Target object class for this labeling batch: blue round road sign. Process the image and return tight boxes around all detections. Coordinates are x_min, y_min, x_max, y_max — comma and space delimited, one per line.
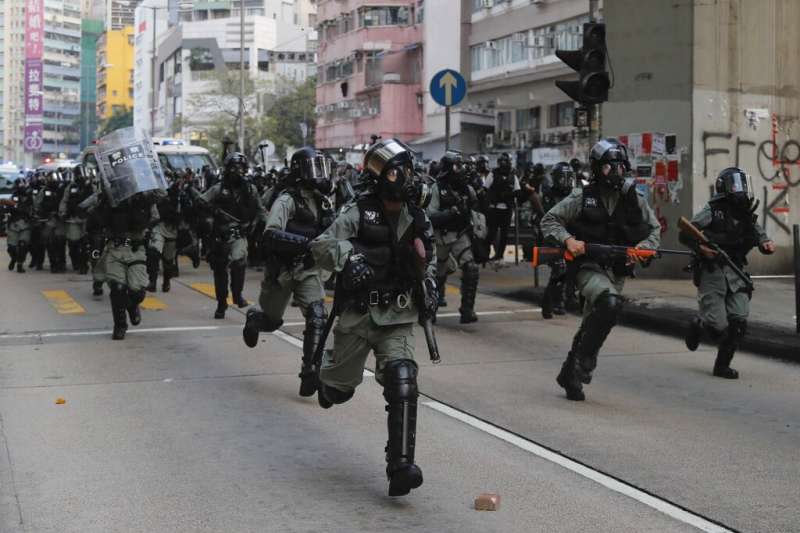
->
430, 69, 467, 107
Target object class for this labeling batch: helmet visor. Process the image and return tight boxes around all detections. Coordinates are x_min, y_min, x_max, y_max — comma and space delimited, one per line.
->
308, 154, 331, 182
725, 170, 752, 196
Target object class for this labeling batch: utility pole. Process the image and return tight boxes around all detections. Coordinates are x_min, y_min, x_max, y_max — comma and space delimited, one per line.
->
238, 0, 245, 153
151, 7, 157, 137
589, 0, 601, 141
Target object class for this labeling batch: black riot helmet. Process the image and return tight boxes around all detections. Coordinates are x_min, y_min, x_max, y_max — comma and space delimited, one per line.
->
589, 138, 631, 190
550, 161, 576, 196
290, 146, 332, 194
223, 152, 249, 186
496, 152, 512, 174
439, 150, 464, 178
713, 167, 756, 217
71, 164, 87, 185
476, 155, 490, 174
363, 138, 415, 202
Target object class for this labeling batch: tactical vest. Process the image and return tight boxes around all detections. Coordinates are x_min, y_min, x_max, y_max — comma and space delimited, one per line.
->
40, 186, 61, 214
284, 189, 333, 240
488, 171, 514, 205
436, 180, 471, 232
567, 185, 650, 246
353, 195, 416, 294
214, 184, 257, 224
158, 187, 182, 226
66, 185, 91, 218
704, 204, 759, 265
109, 196, 153, 236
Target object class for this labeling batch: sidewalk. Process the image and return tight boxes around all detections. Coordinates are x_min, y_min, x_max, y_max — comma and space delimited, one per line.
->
476, 255, 800, 362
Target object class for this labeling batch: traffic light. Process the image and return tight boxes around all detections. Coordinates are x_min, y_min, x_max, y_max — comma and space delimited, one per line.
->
555, 23, 610, 105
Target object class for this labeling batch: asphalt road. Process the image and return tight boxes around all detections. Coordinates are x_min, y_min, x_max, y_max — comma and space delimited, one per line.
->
0, 255, 798, 533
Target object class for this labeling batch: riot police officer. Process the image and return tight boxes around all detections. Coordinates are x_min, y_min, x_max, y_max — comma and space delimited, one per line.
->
200, 152, 266, 319
310, 138, 438, 497
37, 170, 69, 272
242, 147, 334, 397
540, 139, 661, 401
147, 172, 188, 292
59, 165, 93, 274
484, 153, 521, 262
681, 167, 774, 379
541, 162, 576, 318
27, 171, 46, 270
4, 179, 33, 273
426, 151, 481, 323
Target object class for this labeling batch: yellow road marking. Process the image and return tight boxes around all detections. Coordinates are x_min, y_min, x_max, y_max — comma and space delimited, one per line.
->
446, 285, 461, 296
42, 290, 86, 315
189, 282, 233, 305
141, 296, 168, 311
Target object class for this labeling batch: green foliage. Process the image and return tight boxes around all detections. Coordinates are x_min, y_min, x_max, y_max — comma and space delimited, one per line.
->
97, 107, 133, 137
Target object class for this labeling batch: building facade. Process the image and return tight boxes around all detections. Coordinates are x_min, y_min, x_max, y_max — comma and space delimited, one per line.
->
96, 25, 134, 119
314, 0, 425, 151
135, 0, 317, 143
1, 0, 26, 163
79, 18, 103, 148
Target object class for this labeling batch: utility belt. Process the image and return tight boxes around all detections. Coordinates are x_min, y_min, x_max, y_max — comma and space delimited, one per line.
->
351, 287, 412, 314
109, 237, 145, 251
214, 225, 242, 241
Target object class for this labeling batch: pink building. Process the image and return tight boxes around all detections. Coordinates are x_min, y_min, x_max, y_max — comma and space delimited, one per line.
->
315, 1, 425, 150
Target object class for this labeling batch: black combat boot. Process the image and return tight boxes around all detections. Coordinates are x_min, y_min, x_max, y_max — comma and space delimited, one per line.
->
713, 319, 745, 379
556, 350, 585, 401
92, 281, 104, 297
299, 301, 326, 397
109, 285, 129, 340
317, 373, 354, 410
213, 268, 229, 319
383, 359, 423, 496
127, 289, 145, 326
161, 259, 174, 292
68, 242, 81, 272
459, 263, 479, 324
436, 275, 448, 307
685, 316, 703, 351
15, 243, 27, 273
242, 308, 283, 348
8, 246, 16, 271
146, 250, 159, 292
230, 263, 248, 308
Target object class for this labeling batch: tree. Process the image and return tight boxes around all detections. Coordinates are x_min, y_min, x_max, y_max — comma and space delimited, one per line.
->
185, 72, 317, 163
97, 107, 133, 137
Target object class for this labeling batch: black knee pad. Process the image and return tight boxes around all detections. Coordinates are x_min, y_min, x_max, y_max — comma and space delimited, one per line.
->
462, 262, 479, 280
108, 282, 128, 307
128, 289, 146, 306
592, 292, 624, 323
728, 318, 747, 339
382, 359, 419, 404
305, 300, 327, 328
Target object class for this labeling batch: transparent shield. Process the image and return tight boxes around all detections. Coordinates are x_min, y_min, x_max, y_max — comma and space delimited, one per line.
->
96, 127, 167, 206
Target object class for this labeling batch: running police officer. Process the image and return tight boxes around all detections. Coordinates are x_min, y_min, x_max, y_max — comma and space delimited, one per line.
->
59, 164, 93, 274
541, 139, 661, 401
681, 167, 774, 379
36, 170, 68, 272
310, 138, 438, 497
200, 152, 266, 319
426, 151, 482, 323
242, 147, 334, 397
4, 178, 33, 273
540, 161, 577, 318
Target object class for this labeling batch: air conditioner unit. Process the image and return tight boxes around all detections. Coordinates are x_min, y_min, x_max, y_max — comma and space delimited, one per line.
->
367, 107, 378, 115
481, 0, 493, 9
485, 133, 495, 149
485, 40, 498, 50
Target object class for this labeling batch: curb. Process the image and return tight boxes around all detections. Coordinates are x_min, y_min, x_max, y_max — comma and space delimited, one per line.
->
490, 286, 800, 364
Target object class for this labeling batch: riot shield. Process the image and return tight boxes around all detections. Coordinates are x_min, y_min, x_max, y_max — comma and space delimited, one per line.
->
96, 127, 167, 206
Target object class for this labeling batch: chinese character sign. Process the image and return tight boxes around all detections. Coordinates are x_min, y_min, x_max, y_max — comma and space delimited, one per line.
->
24, 0, 44, 153
25, 0, 44, 59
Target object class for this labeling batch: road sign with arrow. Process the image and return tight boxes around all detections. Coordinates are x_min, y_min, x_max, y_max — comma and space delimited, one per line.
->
430, 69, 466, 107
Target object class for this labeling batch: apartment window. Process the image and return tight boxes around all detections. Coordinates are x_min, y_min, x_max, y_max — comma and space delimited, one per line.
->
548, 102, 573, 128
189, 47, 214, 71
515, 107, 540, 130
358, 6, 409, 27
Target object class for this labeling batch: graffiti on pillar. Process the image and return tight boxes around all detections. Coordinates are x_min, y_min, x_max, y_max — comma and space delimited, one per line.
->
619, 132, 681, 235
702, 114, 797, 234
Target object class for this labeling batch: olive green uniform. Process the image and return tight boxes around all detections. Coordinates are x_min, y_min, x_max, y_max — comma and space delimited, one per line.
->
540, 188, 661, 310
688, 205, 767, 331
310, 201, 436, 392
258, 189, 327, 322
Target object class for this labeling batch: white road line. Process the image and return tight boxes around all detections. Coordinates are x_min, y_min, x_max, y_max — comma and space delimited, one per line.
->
0, 325, 239, 340
422, 401, 733, 533
437, 308, 540, 318
269, 327, 732, 533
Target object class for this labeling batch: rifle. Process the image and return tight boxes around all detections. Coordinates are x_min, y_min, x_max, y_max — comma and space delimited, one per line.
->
411, 237, 441, 364
531, 243, 693, 267
677, 216, 754, 291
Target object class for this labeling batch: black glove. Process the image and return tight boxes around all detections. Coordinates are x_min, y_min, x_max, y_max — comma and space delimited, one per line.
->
341, 253, 374, 291
420, 277, 439, 320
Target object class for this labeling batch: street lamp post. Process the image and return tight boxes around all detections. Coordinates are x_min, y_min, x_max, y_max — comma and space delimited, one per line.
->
239, 0, 245, 153
137, 4, 168, 137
